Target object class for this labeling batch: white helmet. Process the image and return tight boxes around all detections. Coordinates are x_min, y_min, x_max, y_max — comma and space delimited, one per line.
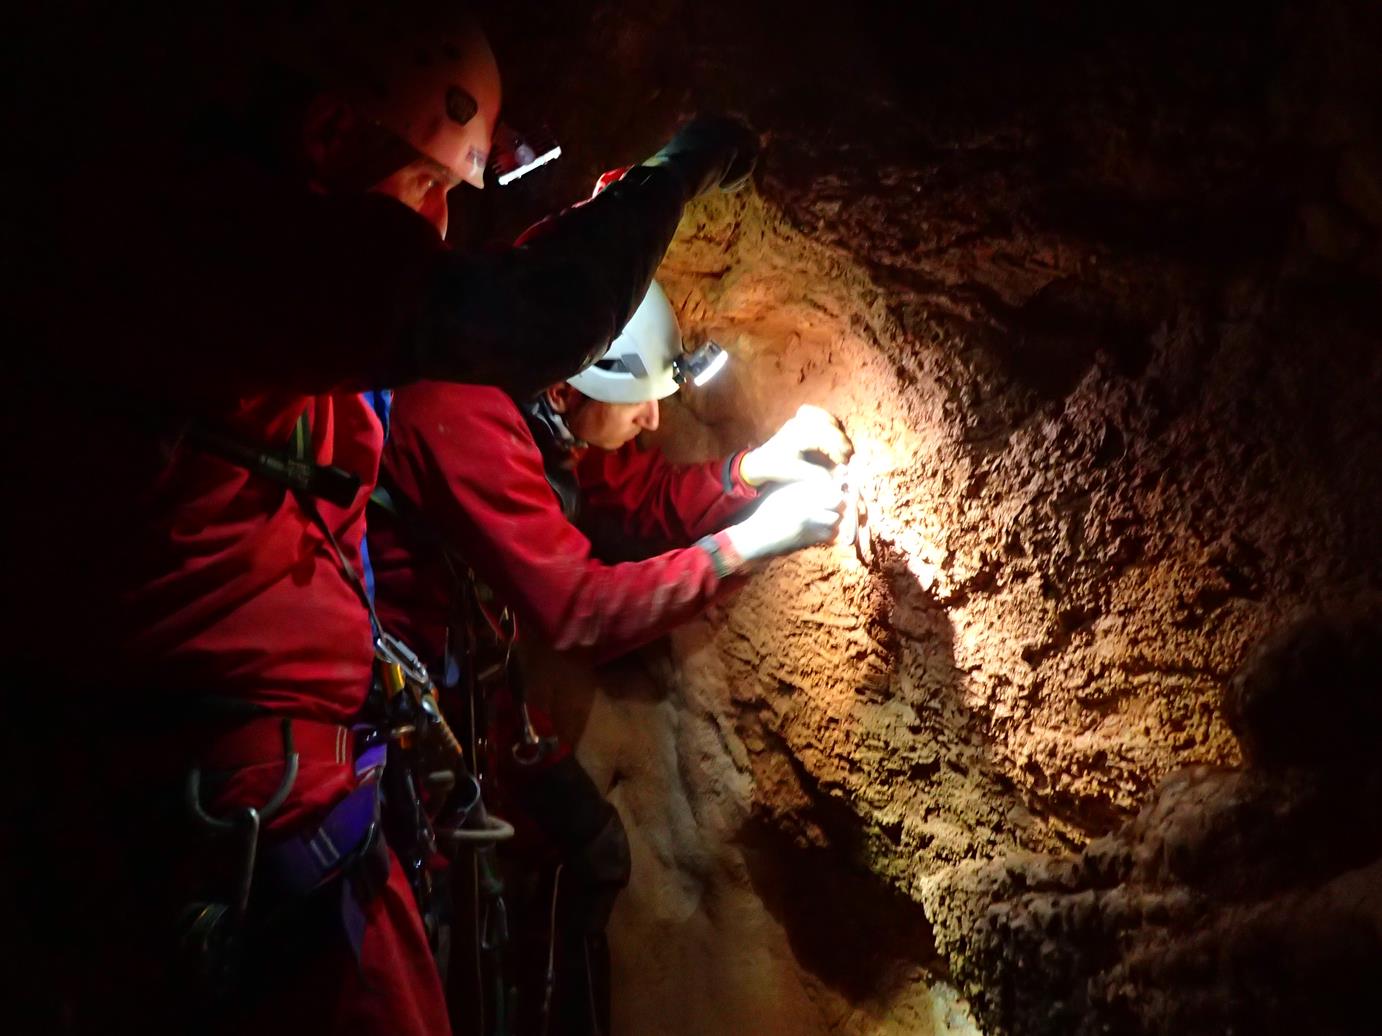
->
569, 282, 730, 404
568, 282, 683, 403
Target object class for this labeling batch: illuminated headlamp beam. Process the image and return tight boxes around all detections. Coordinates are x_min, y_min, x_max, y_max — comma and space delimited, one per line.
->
691, 346, 729, 386
672, 341, 729, 387
496, 144, 562, 186
489, 122, 562, 187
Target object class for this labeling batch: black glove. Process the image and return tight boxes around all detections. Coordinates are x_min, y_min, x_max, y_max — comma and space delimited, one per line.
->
641, 114, 761, 200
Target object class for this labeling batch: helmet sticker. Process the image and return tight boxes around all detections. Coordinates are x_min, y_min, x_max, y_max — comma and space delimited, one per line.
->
618, 353, 650, 378
445, 85, 478, 125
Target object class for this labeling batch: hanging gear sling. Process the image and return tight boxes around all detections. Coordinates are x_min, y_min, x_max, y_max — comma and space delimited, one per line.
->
514, 398, 628, 1036
369, 478, 563, 1036
370, 397, 626, 1036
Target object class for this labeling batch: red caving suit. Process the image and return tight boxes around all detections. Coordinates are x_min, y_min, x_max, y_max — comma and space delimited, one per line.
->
6, 33, 695, 1031
368, 381, 760, 1032
369, 382, 759, 674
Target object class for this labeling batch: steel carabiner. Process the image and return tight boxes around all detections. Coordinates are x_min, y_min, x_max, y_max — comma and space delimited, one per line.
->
185, 717, 300, 834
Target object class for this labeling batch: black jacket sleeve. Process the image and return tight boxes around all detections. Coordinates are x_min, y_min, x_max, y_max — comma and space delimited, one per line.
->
34, 157, 687, 409
413, 165, 687, 397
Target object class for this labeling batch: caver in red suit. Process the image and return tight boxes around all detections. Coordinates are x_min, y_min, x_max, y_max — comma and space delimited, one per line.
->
3, 7, 759, 1033
370, 382, 759, 672
368, 383, 761, 1036
368, 278, 852, 1035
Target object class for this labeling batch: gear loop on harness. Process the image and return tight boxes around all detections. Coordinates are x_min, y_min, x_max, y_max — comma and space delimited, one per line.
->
184, 716, 299, 834
436, 772, 516, 851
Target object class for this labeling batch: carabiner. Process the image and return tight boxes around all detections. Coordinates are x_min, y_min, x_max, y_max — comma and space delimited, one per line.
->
375, 631, 432, 688
510, 701, 560, 768
185, 718, 299, 834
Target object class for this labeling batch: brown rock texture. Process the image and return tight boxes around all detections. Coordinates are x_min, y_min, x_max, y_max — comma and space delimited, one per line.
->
923, 606, 1382, 1036
486, 1, 1382, 1032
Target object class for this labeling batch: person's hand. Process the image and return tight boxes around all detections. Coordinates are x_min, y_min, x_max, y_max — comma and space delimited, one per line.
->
724, 480, 845, 562
739, 405, 853, 487
642, 115, 760, 200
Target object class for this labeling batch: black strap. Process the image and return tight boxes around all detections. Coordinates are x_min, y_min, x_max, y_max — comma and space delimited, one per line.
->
208, 408, 380, 638
295, 484, 382, 640
184, 413, 362, 509
208, 408, 378, 639
517, 397, 583, 523
131, 404, 376, 633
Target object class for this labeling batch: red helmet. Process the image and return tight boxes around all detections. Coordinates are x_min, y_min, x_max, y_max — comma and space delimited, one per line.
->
272, 5, 501, 189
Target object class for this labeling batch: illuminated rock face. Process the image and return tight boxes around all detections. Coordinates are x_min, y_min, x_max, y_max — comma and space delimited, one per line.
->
492, 2, 1382, 1033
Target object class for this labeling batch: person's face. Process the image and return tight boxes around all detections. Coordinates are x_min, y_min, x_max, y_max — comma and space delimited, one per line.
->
370, 154, 462, 239
549, 385, 660, 450
299, 95, 469, 241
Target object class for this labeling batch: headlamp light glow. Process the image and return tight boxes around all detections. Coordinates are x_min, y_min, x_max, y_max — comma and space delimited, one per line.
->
489, 123, 562, 186
672, 341, 729, 387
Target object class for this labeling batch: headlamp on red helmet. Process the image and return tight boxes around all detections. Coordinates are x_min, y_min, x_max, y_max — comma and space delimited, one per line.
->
488, 123, 562, 186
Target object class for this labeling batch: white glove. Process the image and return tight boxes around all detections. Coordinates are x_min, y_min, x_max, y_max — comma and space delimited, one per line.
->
739, 405, 853, 487
724, 480, 846, 562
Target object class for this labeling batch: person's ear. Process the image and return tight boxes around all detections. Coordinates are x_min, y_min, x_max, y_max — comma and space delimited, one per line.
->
545, 383, 578, 414
300, 94, 359, 185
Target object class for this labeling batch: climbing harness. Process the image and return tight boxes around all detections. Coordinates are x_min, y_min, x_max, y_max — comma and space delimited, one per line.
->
370, 481, 558, 771
167, 405, 509, 1008
177, 713, 392, 1002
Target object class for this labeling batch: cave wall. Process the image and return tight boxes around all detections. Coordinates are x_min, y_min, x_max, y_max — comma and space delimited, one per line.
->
483, 2, 1382, 1033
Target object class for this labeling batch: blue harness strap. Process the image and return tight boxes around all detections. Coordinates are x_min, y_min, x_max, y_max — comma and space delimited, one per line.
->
258, 738, 391, 961
360, 389, 393, 602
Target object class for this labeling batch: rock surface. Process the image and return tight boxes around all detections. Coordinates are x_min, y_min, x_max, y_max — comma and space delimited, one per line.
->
923, 606, 1382, 1036
487, 1, 1382, 1032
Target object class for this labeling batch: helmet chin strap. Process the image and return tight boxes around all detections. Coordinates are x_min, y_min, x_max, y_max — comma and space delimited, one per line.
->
550, 407, 585, 450
528, 393, 585, 451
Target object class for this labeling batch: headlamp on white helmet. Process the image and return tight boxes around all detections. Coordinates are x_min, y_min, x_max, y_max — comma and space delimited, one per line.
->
673, 341, 728, 387
567, 282, 731, 404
